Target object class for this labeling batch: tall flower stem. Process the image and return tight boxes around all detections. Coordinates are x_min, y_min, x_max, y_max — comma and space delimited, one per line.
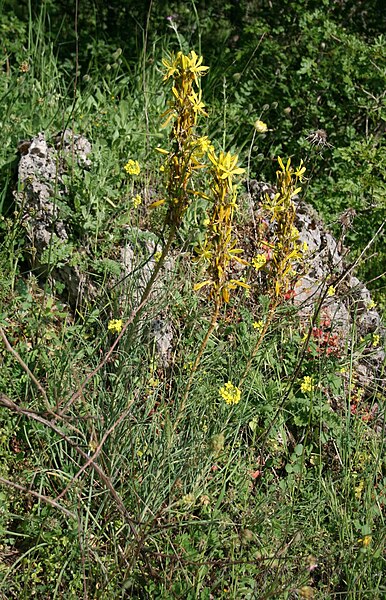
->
174, 299, 220, 431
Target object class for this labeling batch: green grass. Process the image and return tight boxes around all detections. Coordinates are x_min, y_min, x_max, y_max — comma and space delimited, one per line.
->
0, 3, 385, 598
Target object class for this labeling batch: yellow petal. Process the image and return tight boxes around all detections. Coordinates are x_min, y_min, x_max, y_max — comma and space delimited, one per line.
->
149, 199, 166, 208
194, 280, 213, 291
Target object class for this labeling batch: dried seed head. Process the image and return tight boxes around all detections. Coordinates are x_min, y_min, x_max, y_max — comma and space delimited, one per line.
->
306, 129, 333, 148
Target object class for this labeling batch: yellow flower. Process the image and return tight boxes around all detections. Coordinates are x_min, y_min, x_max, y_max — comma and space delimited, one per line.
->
359, 535, 372, 547
193, 136, 214, 156
294, 159, 306, 181
132, 194, 142, 208
181, 493, 195, 507
372, 334, 380, 347
300, 375, 314, 394
208, 150, 245, 187
108, 319, 124, 334
252, 254, 267, 270
253, 320, 264, 330
254, 119, 268, 133
188, 88, 207, 116
366, 299, 376, 310
153, 251, 162, 263
124, 159, 141, 175
162, 50, 208, 84
219, 381, 241, 405
327, 285, 335, 297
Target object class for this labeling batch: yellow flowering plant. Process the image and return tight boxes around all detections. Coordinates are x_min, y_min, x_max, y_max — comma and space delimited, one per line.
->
261, 157, 307, 299
158, 50, 210, 227
194, 149, 248, 305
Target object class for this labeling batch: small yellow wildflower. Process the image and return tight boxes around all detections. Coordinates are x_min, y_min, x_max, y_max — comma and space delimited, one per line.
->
253, 320, 264, 330
132, 194, 142, 208
252, 254, 267, 270
153, 251, 162, 263
203, 217, 210, 226
219, 381, 241, 405
372, 334, 380, 347
124, 159, 141, 175
327, 285, 335, 297
148, 377, 160, 388
366, 299, 376, 310
359, 535, 372, 547
108, 319, 124, 334
302, 240, 309, 253
254, 120, 268, 133
300, 375, 314, 394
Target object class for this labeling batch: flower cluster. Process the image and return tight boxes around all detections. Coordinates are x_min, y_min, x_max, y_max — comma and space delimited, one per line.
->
108, 319, 124, 334
300, 375, 314, 394
132, 194, 142, 208
124, 159, 141, 175
219, 381, 241, 405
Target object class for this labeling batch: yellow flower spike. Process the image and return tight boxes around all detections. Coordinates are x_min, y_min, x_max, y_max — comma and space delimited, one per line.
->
132, 194, 142, 208
372, 334, 380, 347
